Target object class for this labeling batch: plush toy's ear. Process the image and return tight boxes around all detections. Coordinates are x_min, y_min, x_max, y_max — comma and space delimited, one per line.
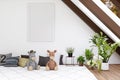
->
54, 50, 57, 53
47, 50, 50, 53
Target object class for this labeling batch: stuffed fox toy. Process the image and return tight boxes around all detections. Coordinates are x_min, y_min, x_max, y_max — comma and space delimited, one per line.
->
46, 50, 58, 70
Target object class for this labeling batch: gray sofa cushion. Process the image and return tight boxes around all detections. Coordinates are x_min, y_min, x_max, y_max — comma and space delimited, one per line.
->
0, 53, 12, 63
3, 56, 19, 67
38, 56, 50, 66
5, 57, 19, 65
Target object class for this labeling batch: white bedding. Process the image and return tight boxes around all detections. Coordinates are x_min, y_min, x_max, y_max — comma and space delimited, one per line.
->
0, 65, 97, 80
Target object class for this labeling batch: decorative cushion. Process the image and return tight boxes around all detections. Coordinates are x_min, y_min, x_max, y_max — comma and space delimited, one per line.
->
3, 56, 19, 67
0, 53, 12, 63
38, 56, 50, 66
5, 56, 19, 65
18, 58, 29, 67
21, 55, 29, 58
59, 55, 64, 65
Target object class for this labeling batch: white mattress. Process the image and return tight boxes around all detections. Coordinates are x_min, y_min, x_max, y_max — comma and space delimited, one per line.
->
0, 65, 97, 80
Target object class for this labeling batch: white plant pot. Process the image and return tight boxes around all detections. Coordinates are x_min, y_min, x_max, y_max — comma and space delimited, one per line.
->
101, 63, 109, 70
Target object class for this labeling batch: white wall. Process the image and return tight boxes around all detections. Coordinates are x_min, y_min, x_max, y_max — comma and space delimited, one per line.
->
0, 0, 119, 64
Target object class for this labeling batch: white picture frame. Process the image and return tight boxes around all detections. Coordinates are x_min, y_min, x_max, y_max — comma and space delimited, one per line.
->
28, 3, 55, 42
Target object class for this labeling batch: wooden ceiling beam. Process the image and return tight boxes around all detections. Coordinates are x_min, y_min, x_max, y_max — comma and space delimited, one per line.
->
111, 0, 120, 9
79, 0, 120, 38
62, 0, 120, 55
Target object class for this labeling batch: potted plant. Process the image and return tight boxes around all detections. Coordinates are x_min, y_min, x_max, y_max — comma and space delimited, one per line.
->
85, 49, 94, 61
66, 47, 74, 57
85, 49, 96, 69
91, 32, 120, 70
77, 56, 85, 66
87, 59, 97, 70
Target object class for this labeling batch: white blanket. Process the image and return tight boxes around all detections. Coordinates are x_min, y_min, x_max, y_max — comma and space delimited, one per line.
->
0, 65, 97, 80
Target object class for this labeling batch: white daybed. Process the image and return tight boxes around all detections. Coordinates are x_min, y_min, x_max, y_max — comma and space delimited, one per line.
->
0, 65, 97, 80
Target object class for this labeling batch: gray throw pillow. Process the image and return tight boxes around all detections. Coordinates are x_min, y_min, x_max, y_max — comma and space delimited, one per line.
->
3, 56, 19, 67
5, 56, 19, 65
0, 53, 12, 63
38, 56, 50, 66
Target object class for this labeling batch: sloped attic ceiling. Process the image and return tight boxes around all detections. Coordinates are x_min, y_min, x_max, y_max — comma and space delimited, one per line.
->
62, 0, 120, 55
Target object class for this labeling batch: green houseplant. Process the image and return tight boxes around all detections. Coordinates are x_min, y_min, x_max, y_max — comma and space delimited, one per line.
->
91, 32, 120, 70
85, 49, 96, 69
77, 56, 85, 66
66, 47, 74, 57
85, 49, 94, 61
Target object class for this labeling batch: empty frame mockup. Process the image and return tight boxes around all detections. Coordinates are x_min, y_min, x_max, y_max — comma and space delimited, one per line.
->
28, 3, 55, 42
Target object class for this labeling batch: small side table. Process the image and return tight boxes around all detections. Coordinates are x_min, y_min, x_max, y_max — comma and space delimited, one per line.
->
65, 56, 75, 65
